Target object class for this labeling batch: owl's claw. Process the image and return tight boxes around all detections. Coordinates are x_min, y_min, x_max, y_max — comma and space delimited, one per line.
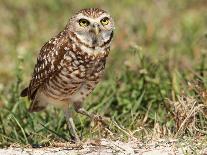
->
74, 106, 110, 126
92, 114, 110, 125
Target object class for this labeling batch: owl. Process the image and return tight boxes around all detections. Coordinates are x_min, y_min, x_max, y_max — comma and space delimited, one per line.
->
20, 8, 115, 141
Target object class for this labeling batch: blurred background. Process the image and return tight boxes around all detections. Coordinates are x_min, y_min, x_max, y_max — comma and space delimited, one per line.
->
0, 0, 207, 146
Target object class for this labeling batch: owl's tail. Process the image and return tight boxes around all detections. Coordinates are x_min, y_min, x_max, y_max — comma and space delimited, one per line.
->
29, 89, 48, 112
20, 87, 47, 112
20, 87, 28, 97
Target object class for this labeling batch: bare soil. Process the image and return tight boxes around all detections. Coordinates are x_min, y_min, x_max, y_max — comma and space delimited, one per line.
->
0, 138, 206, 155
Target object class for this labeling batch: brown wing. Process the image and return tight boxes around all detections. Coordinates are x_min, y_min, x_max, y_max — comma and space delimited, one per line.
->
21, 31, 70, 101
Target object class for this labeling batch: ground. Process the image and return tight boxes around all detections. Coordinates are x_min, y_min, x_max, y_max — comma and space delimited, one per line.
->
0, 138, 206, 155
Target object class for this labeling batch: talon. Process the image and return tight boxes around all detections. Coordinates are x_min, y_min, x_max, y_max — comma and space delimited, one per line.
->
92, 115, 110, 126
92, 114, 102, 121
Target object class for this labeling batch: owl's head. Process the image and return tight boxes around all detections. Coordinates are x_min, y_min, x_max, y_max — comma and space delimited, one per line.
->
67, 8, 115, 49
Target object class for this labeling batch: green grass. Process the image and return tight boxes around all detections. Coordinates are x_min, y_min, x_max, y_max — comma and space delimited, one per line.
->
0, 0, 207, 149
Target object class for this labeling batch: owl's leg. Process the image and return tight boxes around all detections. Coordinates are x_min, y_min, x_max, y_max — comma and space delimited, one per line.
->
64, 108, 80, 142
73, 102, 109, 124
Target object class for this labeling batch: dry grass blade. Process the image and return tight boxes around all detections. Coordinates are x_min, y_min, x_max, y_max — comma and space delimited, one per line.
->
168, 96, 207, 137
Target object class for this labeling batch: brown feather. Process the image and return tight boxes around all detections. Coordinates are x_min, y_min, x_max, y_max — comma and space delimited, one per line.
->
20, 87, 28, 97
25, 31, 68, 111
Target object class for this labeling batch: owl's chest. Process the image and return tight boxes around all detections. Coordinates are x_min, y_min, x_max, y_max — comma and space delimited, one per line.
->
58, 57, 105, 102
84, 59, 105, 79
63, 52, 106, 80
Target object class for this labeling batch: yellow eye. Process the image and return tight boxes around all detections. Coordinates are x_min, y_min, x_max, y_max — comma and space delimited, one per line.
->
79, 19, 90, 27
101, 17, 110, 25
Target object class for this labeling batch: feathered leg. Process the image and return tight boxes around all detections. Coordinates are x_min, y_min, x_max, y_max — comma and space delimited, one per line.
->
64, 107, 80, 142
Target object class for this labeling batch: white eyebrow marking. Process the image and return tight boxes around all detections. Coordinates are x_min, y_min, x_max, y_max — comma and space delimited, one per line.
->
76, 13, 110, 23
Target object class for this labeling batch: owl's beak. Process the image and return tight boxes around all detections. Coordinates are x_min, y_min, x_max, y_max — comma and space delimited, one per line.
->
92, 23, 100, 35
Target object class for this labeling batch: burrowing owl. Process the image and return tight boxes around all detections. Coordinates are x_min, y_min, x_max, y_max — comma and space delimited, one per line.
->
21, 8, 115, 141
